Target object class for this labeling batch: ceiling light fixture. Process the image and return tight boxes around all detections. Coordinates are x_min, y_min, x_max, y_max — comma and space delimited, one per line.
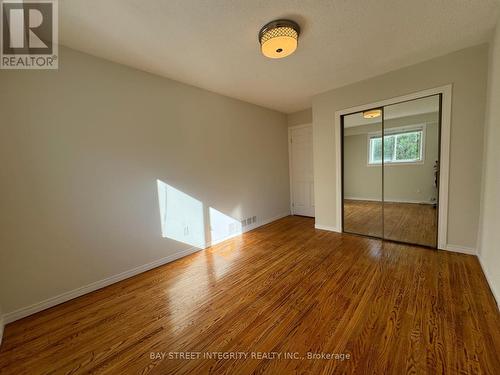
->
363, 109, 382, 119
259, 19, 300, 59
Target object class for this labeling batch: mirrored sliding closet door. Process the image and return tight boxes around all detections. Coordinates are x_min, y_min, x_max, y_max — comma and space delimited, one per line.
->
342, 108, 383, 238
341, 95, 441, 248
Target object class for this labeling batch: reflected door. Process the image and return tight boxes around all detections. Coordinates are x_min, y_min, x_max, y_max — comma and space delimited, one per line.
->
342, 109, 383, 238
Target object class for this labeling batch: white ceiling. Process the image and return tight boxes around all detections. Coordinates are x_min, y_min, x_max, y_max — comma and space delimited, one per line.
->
344, 95, 440, 128
59, 0, 499, 113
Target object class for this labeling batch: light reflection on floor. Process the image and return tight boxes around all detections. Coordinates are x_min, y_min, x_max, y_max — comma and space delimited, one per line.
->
156, 179, 245, 328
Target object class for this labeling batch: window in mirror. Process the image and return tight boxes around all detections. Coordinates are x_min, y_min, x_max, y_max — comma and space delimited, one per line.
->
368, 125, 424, 165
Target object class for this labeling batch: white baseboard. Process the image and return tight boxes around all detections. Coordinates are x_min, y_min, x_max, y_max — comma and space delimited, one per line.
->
207, 212, 289, 246
3, 245, 202, 324
345, 196, 435, 205
311, 227, 476, 257
387, 199, 434, 204
314, 223, 341, 233
2, 211, 290, 325
208, 233, 241, 246
344, 196, 381, 202
442, 244, 476, 255
477, 254, 500, 309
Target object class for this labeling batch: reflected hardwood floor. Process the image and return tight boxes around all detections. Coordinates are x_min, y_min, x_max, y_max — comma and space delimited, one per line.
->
344, 200, 437, 247
1, 216, 499, 374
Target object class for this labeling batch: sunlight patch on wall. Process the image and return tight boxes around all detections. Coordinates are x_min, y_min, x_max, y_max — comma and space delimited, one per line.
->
209, 207, 242, 245
157, 179, 205, 248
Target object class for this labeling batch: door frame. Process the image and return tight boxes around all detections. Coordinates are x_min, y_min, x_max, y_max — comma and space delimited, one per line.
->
334, 85, 452, 250
288, 123, 313, 216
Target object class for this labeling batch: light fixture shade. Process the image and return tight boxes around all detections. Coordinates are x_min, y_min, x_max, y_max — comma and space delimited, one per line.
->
363, 109, 382, 119
259, 20, 300, 59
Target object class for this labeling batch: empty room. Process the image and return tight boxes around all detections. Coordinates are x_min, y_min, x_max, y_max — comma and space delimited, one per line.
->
1, 1, 500, 374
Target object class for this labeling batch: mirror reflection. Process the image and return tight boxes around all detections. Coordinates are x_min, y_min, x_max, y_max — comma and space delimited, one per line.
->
342, 95, 440, 248
342, 109, 383, 238
383, 95, 439, 247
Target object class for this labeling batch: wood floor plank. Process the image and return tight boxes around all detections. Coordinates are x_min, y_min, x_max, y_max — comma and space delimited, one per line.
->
344, 200, 438, 247
0, 216, 498, 375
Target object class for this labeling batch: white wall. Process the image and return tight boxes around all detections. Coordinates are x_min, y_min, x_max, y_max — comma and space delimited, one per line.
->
0, 46, 290, 318
313, 44, 489, 249
478, 21, 500, 304
287, 108, 312, 127
344, 113, 439, 203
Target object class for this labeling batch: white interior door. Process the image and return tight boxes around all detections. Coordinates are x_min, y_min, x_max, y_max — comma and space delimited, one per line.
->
289, 125, 314, 217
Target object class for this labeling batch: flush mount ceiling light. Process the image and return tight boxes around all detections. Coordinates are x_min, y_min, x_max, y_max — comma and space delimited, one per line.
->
363, 109, 382, 119
259, 19, 300, 59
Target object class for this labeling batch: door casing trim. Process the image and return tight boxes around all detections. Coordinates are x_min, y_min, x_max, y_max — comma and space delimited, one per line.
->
288, 123, 314, 217
334, 85, 452, 250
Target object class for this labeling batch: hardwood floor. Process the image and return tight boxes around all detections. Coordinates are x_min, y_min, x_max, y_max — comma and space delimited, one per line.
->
1, 216, 499, 374
344, 200, 438, 247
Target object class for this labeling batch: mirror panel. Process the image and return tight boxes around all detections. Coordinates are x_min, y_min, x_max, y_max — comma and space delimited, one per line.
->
342, 110, 383, 238
382, 95, 440, 247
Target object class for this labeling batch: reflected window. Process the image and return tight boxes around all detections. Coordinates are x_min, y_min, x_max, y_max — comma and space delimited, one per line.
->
368, 126, 424, 165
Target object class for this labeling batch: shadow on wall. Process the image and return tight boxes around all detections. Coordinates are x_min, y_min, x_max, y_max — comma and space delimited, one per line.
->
156, 179, 243, 249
